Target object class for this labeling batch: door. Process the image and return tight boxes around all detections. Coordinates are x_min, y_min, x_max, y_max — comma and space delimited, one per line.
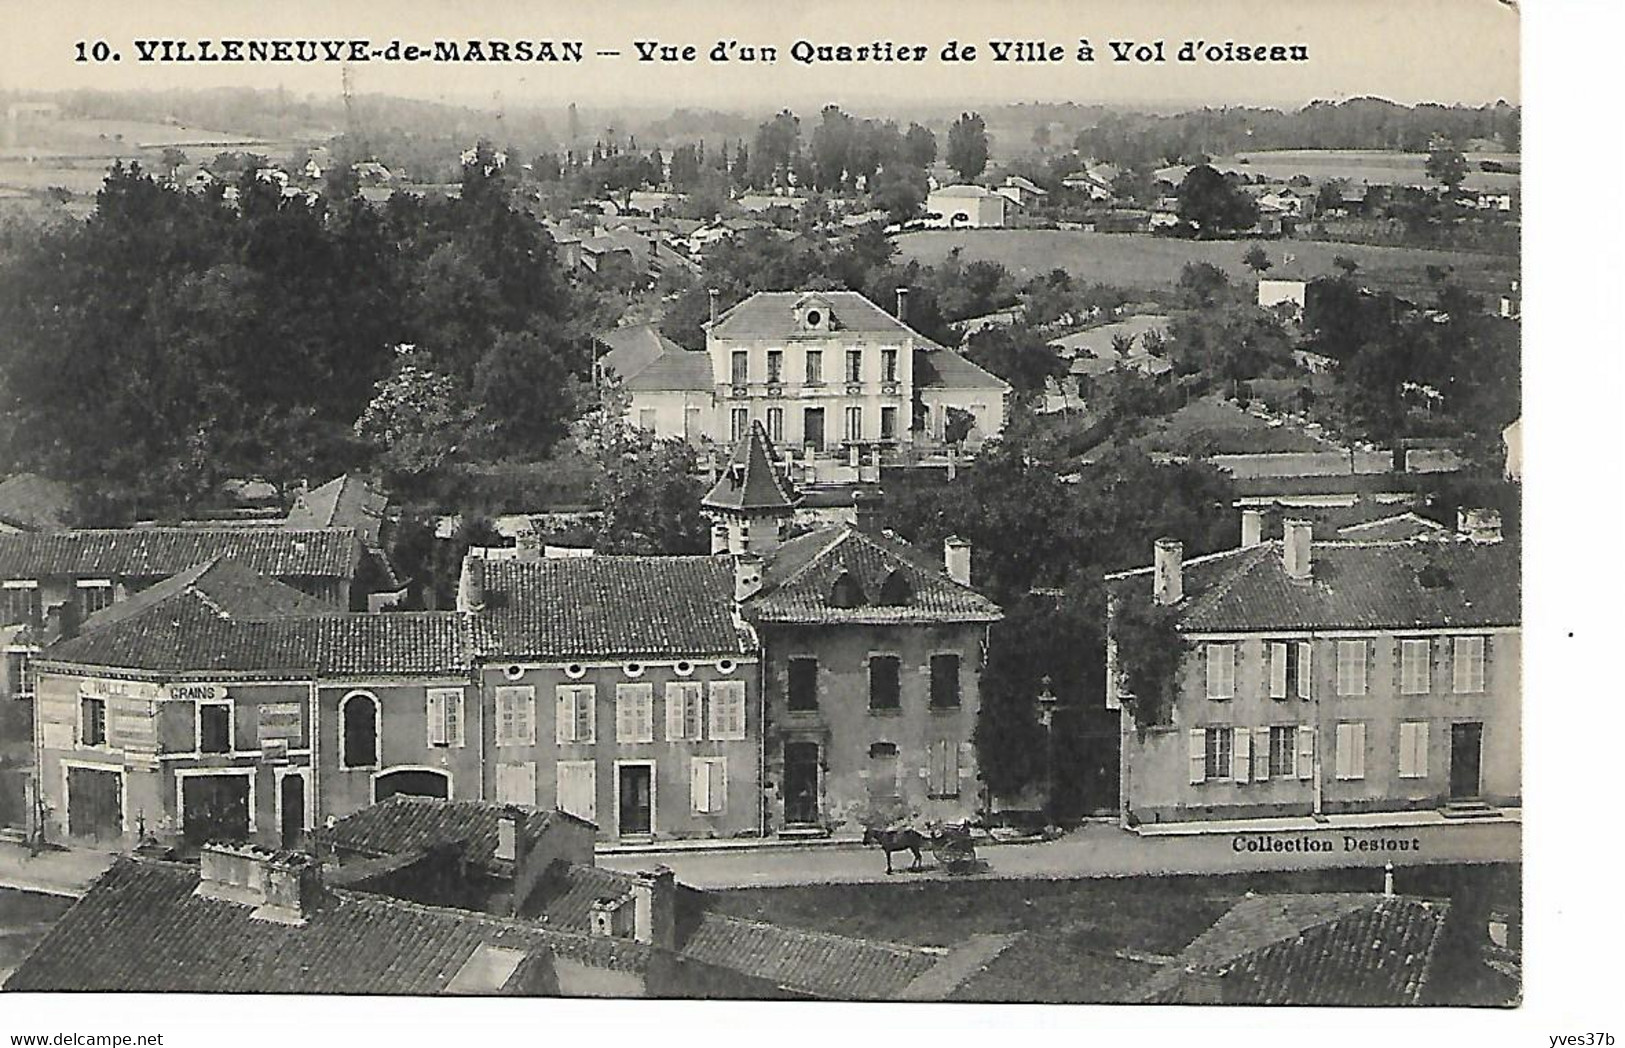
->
783, 742, 820, 825
867, 742, 902, 823
181, 774, 250, 844
1450, 723, 1483, 800
66, 767, 122, 841
618, 764, 653, 836
279, 773, 306, 849
804, 408, 825, 452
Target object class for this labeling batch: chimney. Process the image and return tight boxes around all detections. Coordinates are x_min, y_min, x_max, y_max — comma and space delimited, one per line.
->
457, 554, 486, 613
944, 536, 972, 587
631, 866, 677, 949
707, 288, 719, 325
197, 843, 323, 924
710, 522, 730, 555
1383, 861, 1395, 898
1283, 519, 1313, 581
1241, 508, 1265, 548
1153, 538, 1183, 605
1458, 507, 1502, 544
495, 805, 527, 863
734, 552, 764, 602
590, 894, 635, 939
895, 286, 910, 321
853, 490, 882, 535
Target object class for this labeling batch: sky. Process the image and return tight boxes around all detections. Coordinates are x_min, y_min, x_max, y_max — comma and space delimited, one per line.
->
0, 0, 1519, 113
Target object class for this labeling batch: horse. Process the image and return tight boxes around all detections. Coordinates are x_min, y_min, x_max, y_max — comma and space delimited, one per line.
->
862, 826, 930, 874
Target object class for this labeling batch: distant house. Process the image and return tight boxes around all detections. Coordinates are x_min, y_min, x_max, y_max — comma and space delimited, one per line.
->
925, 185, 1007, 229
995, 175, 1048, 209
353, 161, 394, 186
1048, 315, 1173, 404
737, 193, 807, 213
627, 190, 683, 216
1061, 170, 1113, 201
594, 323, 714, 443
955, 305, 1025, 342
1135, 892, 1452, 1005
0, 473, 73, 533
1258, 276, 1310, 316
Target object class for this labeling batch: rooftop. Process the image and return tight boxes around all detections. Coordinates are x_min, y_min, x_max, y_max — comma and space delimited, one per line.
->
0, 473, 74, 532
1135, 893, 1450, 1005
710, 290, 920, 342
595, 323, 713, 392
286, 474, 388, 549
317, 796, 591, 870
701, 422, 799, 515
1108, 535, 1520, 633
751, 525, 1002, 625
0, 526, 362, 580
474, 556, 755, 661
916, 344, 1011, 392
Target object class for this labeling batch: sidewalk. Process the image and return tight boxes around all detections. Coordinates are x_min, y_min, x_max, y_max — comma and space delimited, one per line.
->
599, 817, 1521, 889
0, 843, 117, 897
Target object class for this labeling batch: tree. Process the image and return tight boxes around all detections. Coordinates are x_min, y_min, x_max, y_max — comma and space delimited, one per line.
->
575, 381, 709, 555
1332, 254, 1360, 277
354, 345, 475, 480
160, 147, 188, 180
945, 112, 990, 182
1242, 244, 1273, 275
1425, 141, 1469, 192
1176, 165, 1258, 237
903, 123, 937, 169
869, 163, 929, 224
962, 325, 1067, 400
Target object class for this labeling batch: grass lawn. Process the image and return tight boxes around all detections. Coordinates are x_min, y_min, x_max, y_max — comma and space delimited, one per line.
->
707, 864, 1519, 1004
895, 229, 1517, 300
1142, 394, 1332, 456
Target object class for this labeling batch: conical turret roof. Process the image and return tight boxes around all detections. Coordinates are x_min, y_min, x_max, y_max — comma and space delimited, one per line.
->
702, 421, 799, 515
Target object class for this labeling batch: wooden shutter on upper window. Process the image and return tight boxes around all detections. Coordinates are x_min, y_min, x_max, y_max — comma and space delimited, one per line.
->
1296, 642, 1312, 699
556, 687, 574, 744
1232, 728, 1251, 784
1188, 728, 1206, 784
1269, 643, 1288, 698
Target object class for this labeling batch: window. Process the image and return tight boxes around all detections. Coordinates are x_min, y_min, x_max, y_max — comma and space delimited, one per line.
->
691, 757, 727, 814
805, 350, 823, 385
555, 684, 596, 744
1269, 641, 1311, 699
1398, 721, 1429, 779
77, 581, 114, 618
80, 696, 107, 747
615, 683, 655, 743
1336, 640, 1368, 696
730, 350, 748, 386
2, 583, 40, 627
1453, 636, 1486, 694
927, 740, 961, 797
1334, 722, 1366, 780
556, 761, 596, 822
665, 681, 704, 741
730, 407, 749, 442
708, 680, 747, 741
198, 703, 232, 754
766, 407, 784, 442
341, 692, 378, 768
869, 655, 901, 711
767, 350, 783, 384
637, 408, 657, 432
844, 405, 863, 441
1400, 639, 1432, 695
930, 654, 961, 709
882, 348, 899, 383
426, 688, 465, 748
1268, 725, 1297, 777
1202, 726, 1234, 781
1205, 644, 1236, 700
496, 762, 537, 805
804, 407, 825, 450
846, 348, 863, 383
787, 657, 818, 712
495, 686, 536, 747
5, 649, 33, 697
880, 405, 898, 440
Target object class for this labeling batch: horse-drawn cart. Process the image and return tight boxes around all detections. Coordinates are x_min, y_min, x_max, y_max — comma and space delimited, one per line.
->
864, 821, 982, 875
931, 823, 979, 875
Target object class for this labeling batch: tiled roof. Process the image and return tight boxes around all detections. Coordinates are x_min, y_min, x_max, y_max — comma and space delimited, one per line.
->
44, 564, 467, 677
1108, 537, 1520, 633
524, 861, 642, 930
3, 857, 562, 995
702, 422, 799, 514
318, 796, 591, 870
286, 475, 387, 549
678, 912, 937, 1000
1336, 512, 1450, 542
1136, 894, 1450, 1005
915, 345, 1010, 392
750, 525, 1002, 625
1049, 315, 1171, 358
710, 290, 918, 341
0, 526, 361, 580
596, 324, 713, 392
474, 556, 755, 660
0, 473, 73, 531
931, 184, 1000, 199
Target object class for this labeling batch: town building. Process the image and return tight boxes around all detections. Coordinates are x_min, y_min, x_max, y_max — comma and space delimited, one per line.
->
924, 185, 1007, 228
704, 425, 1003, 832
995, 175, 1049, 209
0, 473, 73, 533
594, 323, 714, 443
1105, 515, 1519, 827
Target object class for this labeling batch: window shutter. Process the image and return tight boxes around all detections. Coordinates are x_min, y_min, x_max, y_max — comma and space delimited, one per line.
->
557, 762, 596, 823
523, 688, 536, 745
1233, 728, 1251, 784
616, 685, 636, 742
579, 687, 596, 744
711, 759, 727, 811
1297, 642, 1312, 700
690, 758, 710, 813
1269, 643, 1288, 698
709, 681, 746, 741
1254, 729, 1271, 781
665, 682, 687, 741
556, 687, 574, 744
426, 690, 446, 747
445, 690, 464, 748
1206, 645, 1234, 700
1188, 728, 1206, 784
1351, 723, 1366, 779
1414, 722, 1428, 778
1296, 725, 1315, 780
498, 762, 537, 805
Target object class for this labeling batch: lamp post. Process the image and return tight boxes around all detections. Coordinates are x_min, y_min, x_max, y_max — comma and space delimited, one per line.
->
1036, 675, 1058, 828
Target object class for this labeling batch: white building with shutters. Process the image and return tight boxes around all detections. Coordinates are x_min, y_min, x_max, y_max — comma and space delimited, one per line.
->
464, 554, 762, 843
1105, 511, 1520, 828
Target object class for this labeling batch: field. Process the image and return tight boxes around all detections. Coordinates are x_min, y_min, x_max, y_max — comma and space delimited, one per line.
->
709, 863, 1520, 1003
896, 228, 1518, 300
1157, 149, 1521, 193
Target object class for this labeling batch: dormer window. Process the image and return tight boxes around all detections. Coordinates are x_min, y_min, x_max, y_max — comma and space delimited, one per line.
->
829, 571, 866, 609
794, 293, 835, 332
878, 570, 911, 606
